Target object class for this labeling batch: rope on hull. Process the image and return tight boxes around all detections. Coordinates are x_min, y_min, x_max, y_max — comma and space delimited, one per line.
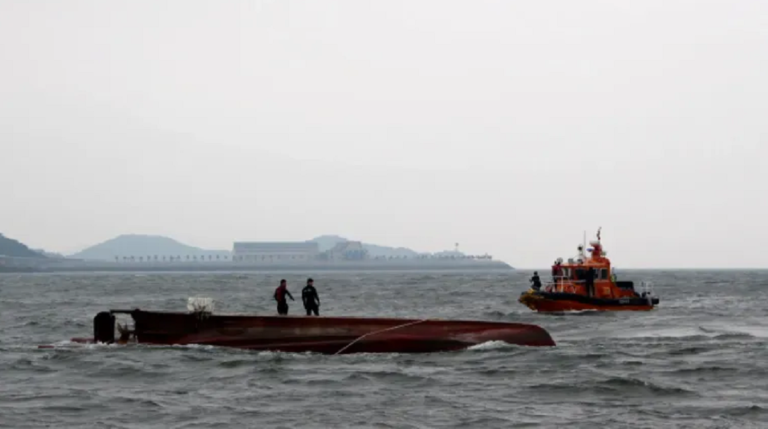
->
334, 319, 429, 355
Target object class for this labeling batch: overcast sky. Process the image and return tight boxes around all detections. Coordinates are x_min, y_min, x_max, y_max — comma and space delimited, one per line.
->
1, 1, 767, 268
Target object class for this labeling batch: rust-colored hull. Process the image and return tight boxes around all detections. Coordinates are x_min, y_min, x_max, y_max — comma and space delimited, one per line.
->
74, 310, 555, 353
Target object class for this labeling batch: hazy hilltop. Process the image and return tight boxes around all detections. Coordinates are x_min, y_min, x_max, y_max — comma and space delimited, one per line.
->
70, 234, 230, 261
310, 235, 443, 258
0, 233, 45, 258
33, 249, 66, 259
69, 234, 461, 261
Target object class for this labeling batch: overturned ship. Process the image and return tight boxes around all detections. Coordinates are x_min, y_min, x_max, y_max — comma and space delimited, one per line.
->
74, 298, 555, 354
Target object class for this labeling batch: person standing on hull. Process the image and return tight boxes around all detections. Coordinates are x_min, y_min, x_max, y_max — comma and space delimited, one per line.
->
302, 278, 320, 316
274, 279, 294, 315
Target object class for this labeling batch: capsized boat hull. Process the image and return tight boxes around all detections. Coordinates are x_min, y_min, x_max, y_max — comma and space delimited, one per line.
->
518, 290, 659, 312
74, 309, 555, 353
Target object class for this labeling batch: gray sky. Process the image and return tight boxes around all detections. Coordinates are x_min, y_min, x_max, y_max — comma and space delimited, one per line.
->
2, 1, 767, 268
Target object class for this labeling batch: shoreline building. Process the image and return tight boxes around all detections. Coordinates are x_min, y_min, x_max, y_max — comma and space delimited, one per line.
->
233, 241, 320, 263
324, 241, 368, 261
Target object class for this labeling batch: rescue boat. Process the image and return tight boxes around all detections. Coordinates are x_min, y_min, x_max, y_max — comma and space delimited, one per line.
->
518, 228, 659, 312
57, 299, 556, 353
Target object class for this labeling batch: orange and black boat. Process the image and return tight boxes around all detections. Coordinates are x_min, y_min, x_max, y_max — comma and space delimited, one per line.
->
518, 229, 659, 312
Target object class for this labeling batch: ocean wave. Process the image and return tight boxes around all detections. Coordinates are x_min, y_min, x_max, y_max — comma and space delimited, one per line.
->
530, 376, 694, 397
168, 343, 219, 350
670, 365, 740, 375
617, 360, 645, 366
7, 357, 58, 373
698, 325, 768, 339
36, 340, 117, 350
597, 377, 693, 395
3, 270, 768, 428
699, 326, 756, 339
608, 325, 762, 342
467, 340, 516, 351
343, 370, 431, 385
665, 345, 718, 356
616, 327, 711, 339
723, 404, 766, 417
545, 310, 618, 317
482, 310, 508, 319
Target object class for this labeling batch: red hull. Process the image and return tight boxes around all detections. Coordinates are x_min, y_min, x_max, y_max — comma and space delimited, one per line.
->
76, 310, 555, 353
518, 290, 657, 312
523, 299, 653, 312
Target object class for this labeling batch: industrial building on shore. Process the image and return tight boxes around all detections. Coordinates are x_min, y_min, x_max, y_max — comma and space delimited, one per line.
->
1, 234, 509, 273
232, 241, 368, 263
232, 241, 319, 262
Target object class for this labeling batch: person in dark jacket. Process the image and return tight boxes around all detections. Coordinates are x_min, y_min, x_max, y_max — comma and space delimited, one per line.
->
551, 260, 563, 283
585, 267, 595, 297
530, 271, 542, 291
301, 278, 320, 316
274, 279, 294, 315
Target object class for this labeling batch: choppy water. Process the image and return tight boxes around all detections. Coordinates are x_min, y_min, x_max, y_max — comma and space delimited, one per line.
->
1, 270, 767, 428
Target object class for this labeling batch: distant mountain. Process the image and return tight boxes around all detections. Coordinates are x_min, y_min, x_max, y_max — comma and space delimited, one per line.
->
70, 233, 474, 262
33, 249, 66, 259
70, 234, 230, 261
310, 235, 433, 258
0, 233, 46, 258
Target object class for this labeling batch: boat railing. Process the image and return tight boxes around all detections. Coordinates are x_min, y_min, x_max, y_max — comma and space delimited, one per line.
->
545, 277, 584, 294
639, 281, 656, 303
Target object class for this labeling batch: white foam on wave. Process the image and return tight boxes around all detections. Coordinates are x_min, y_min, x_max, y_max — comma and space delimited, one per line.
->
169, 343, 218, 350
36, 340, 117, 350
253, 350, 320, 359
700, 325, 768, 338
467, 340, 514, 351
616, 324, 768, 340
619, 327, 705, 339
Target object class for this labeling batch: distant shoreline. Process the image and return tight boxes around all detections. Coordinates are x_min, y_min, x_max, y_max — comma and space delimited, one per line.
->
0, 260, 513, 274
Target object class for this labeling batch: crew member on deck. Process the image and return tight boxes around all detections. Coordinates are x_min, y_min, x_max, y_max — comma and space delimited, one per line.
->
552, 260, 563, 283
530, 271, 542, 291
302, 278, 320, 316
585, 267, 595, 297
274, 279, 294, 315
